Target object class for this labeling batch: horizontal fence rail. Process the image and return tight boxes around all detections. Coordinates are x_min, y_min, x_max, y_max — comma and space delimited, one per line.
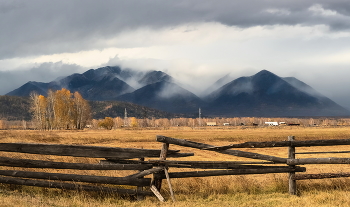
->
0, 170, 151, 186
287, 158, 350, 165
0, 156, 153, 170
294, 173, 350, 180
204, 138, 350, 151
156, 135, 287, 163
0, 176, 153, 196
104, 159, 276, 169
153, 167, 306, 179
0, 143, 194, 159
295, 151, 350, 155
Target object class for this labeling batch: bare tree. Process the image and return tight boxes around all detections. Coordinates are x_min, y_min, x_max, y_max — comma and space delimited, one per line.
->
46, 90, 56, 130
73, 92, 91, 129
30, 92, 47, 130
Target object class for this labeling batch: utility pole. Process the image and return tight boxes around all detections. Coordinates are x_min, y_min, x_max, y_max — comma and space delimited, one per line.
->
124, 108, 127, 127
198, 108, 201, 127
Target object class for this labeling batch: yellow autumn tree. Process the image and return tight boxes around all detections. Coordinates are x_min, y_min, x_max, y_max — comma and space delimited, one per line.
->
98, 117, 114, 130
53, 88, 73, 129
130, 117, 138, 128
30, 89, 91, 130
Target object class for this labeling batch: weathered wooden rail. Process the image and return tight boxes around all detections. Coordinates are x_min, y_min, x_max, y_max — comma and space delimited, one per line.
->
204, 138, 350, 150
0, 135, 349, 201
156, 135, 287, 163
0, 142, 193, 158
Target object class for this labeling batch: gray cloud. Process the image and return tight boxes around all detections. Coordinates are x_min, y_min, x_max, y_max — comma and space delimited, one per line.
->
1, 0, 350, 59
1, 0, 350, 111
0, 62, 84, 95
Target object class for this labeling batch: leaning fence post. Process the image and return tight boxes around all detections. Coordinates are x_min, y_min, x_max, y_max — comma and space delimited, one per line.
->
288, 136, 297, 195
153, 143, 169, 191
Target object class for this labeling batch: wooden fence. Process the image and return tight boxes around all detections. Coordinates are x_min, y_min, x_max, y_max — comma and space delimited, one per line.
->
0, 142, 193, 200
205, 135, 350, 195
0, 135, 349, 201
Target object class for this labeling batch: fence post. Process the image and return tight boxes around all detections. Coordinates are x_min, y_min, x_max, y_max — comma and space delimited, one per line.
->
153, 143, 169, 191
137, 157, 145, 201
288, 136, 297, 195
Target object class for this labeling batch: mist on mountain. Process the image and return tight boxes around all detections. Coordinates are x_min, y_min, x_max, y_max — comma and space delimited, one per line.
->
6, 67, 350, 117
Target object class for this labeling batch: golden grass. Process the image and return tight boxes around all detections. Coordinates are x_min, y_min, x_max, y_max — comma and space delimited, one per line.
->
0, 126, 350, 206
2, 184, 350, 207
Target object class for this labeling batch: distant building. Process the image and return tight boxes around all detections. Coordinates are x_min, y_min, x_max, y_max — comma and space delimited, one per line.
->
246, 122, 259, 126
265, 122, 279, 126
206, 122, 217, 126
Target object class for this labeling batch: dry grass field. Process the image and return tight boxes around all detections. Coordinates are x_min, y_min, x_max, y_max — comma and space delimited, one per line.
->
1, 126, 350, 206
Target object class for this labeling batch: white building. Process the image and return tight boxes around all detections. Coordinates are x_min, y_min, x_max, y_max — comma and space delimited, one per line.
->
206, 122, 217, 126
265, 122, 279, 126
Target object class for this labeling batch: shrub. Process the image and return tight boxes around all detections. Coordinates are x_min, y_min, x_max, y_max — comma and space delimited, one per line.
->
98, 117, 114, 130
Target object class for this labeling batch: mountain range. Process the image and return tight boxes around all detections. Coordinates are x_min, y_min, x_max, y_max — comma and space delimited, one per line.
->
6, 66, 350, 117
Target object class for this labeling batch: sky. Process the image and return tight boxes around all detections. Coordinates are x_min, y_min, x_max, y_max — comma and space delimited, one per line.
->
1, 0, 350, 109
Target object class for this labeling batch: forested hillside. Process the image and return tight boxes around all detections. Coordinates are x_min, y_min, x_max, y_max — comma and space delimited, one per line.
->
0, 95, 178, 121
0, 96, 31, 120
90, 101, 177, 119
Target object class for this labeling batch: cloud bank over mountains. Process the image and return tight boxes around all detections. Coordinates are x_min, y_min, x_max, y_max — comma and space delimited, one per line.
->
1, 1, 350, 109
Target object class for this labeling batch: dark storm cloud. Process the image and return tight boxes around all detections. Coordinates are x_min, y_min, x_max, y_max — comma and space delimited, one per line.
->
1, 0, 350, 59
0, 62, 83, 95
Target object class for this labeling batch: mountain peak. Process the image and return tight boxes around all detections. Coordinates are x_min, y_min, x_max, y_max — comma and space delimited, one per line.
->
253, 70, 277, 78
116, 80, 204, 113
138, 70, 173, 86
205, 69, 349, 116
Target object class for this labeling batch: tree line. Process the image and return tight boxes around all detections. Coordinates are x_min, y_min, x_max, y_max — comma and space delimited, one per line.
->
2, 116, 350, 130
90, 116, 350, 129
30, 89, 91, 130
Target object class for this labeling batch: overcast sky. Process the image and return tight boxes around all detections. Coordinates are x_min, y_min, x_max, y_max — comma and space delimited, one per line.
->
1, 0, 350, 109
